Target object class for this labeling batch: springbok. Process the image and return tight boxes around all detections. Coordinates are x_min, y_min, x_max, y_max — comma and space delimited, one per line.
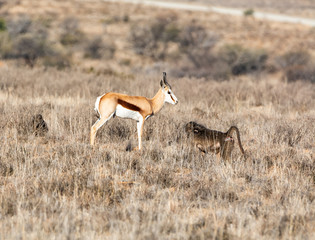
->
90, 72, 178, 150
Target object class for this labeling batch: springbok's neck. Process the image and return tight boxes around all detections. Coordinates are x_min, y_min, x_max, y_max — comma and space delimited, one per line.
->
149, 88, 165, 114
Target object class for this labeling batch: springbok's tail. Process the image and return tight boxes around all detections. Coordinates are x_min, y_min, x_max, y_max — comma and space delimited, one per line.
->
94, 94, 104, 119
94, 112, 100, 119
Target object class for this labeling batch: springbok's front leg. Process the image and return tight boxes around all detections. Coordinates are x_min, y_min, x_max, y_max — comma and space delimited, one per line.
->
136, 117, 144, 150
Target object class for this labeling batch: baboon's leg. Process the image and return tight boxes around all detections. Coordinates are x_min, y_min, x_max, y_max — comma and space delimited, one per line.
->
221, 137, 235, 160
196, 143, 207, 153
210, 141, 221, 154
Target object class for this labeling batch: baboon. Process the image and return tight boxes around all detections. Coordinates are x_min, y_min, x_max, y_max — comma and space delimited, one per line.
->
31, 114, 48, 136
185, 121, 245, 160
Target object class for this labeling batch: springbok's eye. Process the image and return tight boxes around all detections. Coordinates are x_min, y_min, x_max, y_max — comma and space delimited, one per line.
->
167, 91, 171, 94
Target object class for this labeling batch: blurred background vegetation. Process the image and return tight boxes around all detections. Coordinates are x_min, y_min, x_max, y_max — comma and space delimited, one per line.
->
0, 0, 314, 83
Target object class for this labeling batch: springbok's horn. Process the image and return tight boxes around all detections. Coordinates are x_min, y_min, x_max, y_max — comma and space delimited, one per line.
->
163, 72, 167, 84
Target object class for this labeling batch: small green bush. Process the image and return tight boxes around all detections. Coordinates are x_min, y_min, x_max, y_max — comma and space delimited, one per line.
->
60, 33, 82, 46
0, 18, 6, 32
59, 17, 85, 46
0, 32, 12, 58
244, 9, 254, 16
163, 23, 180, 42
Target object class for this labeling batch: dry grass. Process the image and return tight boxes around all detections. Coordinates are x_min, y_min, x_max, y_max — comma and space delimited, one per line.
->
0, 0, 315, 239
0, 66, 314, 239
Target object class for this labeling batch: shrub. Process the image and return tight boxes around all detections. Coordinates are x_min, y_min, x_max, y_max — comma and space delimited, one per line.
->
0, 15, 73, 68
59, 17, 85, 46
42, 51, 72, 70
0, 0, 6, 8
276, 50, 310, 69
0, 18, 6, 32
13, 33, 50, 67
162, 23, 180, 42
172, 23, 222, 78
285, 65, 315, 83
219, 44, 268, 75
0, 32, 12, 58
129, 14, 179, 60
173, 42, 268, 79
179, 24, 218, 69
84, 36, 116, 59
129, 23, 154, 56
5, 16, 51, 67
276, 50, 315, 82
150, 15, 179, 43
6, 15, 32, 37
244, 9, 254, 16
60, 34, 80, 46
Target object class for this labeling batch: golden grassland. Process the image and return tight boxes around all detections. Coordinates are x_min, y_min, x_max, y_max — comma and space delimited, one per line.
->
0, 0, 315, 239
0, 66, 314, 239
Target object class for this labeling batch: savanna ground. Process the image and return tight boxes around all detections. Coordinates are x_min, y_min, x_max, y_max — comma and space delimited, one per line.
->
0, 0, 315, 239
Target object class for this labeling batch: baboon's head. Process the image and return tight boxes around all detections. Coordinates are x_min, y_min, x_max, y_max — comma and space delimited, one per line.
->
160, 72, 178, 105
185, 121, 195, 132
185, 121, 205, 134
34, 114, 43, 122
31, 114, 48, 136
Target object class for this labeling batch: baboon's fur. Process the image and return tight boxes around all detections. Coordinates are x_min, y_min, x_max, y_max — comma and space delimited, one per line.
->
31, 114, 48, 136
185, 121, 245, 160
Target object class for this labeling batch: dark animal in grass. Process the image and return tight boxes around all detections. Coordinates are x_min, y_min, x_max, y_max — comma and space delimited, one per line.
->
31, 114, 48, 136
185, 121, 245, 160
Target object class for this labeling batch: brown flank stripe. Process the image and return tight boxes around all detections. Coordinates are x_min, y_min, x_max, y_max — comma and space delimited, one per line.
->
117, 99, 141, 112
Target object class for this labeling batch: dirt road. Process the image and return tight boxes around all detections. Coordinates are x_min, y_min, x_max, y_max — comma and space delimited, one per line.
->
102, 0, 315, 27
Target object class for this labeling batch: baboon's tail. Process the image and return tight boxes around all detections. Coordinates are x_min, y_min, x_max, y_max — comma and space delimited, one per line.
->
227, 126, 245, 156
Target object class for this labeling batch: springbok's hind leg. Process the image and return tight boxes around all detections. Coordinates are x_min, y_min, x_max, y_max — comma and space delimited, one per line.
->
136, 117, 144, 150
90, 112, 114, 146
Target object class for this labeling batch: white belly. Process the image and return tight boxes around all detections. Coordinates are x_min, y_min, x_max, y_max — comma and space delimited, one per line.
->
115, 104, 142, 121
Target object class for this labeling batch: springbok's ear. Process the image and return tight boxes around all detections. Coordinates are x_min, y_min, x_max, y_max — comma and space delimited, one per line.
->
160, 80, 164, 87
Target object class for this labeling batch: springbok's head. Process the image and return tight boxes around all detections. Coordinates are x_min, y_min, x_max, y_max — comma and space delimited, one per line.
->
160, 72, 178, 105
